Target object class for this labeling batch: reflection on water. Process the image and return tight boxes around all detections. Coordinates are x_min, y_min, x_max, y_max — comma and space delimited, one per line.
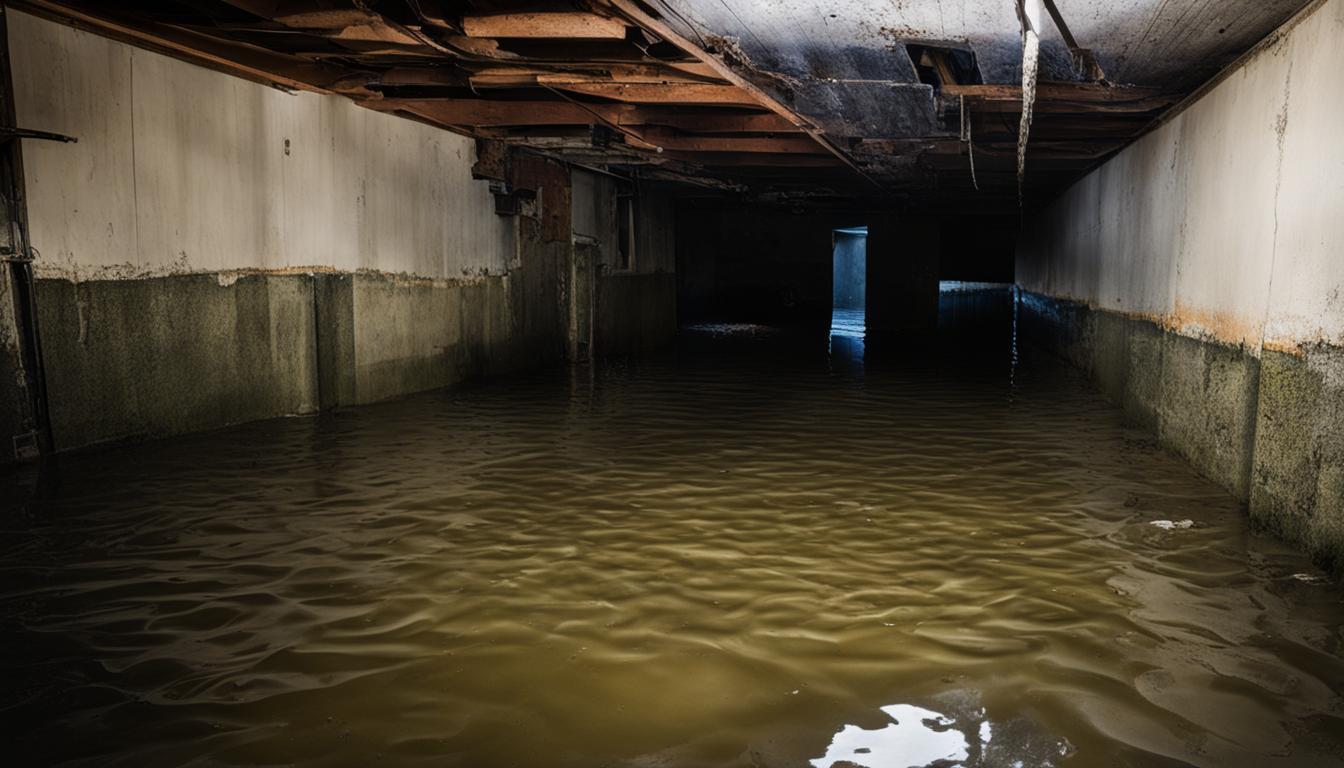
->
812, 703, 969, 768
829, 308, 866, 340
810, 692, 1075, 768
3, 289, 1343, 767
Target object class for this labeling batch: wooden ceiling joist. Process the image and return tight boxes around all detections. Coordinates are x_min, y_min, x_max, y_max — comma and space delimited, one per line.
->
548, 82, 760, 106
387, 99, 625, 127
602, 0, 880, 188
467, 71, 717, 87
462, 13, 629, 40
378, 99, 798, 134
632, 129, 826, 154
943, 83, 1176, 114
630, 110, 797, 133
16, 0, 1198, 204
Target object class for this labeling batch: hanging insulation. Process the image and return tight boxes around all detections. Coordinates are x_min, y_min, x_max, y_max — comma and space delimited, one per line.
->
960, 94, 979, 192
1016, 0, 1041, 203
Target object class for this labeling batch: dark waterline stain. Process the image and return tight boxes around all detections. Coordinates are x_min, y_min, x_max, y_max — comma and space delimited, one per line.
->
3, 295, 1343, 767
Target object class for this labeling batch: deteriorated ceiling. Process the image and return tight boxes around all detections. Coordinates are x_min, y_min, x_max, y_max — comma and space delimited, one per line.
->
15, 0, 1315, 210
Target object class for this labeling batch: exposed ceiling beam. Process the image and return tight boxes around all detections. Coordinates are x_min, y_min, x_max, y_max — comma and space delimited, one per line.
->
383, 99, 627, 127
547, 82, 759, 105
462, 13, 629, 40
942, 83, 1176, 114
628, 110, 797, 133
467, 63, 723, 84
603, 0, 880, 189
376, 99, 797, 133
634, 129, 825, 154
467, 70, 720, 87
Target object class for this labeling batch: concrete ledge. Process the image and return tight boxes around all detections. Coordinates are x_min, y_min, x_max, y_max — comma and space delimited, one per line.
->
1020, 290, 1344, 572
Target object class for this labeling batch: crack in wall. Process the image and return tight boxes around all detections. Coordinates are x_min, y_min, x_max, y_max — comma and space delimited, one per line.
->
1259, 51, 1294, 358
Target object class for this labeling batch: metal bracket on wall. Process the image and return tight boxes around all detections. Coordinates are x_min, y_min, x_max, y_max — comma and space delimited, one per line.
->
0, 244, 33, 263
12, 430, 39, 460
0, 127, 77, 143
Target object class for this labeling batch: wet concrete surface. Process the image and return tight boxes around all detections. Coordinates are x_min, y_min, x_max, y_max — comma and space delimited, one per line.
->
2, 292, 1342, 767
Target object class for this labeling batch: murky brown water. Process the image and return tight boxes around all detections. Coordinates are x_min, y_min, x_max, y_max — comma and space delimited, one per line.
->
3, 295, 1343, 767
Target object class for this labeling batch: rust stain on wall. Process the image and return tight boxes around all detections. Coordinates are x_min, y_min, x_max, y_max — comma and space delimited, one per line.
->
1164, 301, 1264, 350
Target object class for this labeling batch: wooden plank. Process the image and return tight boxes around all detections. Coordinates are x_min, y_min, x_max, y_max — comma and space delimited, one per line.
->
470, 63, 722, 83
942, 83, 1176, 113
625, 109, 796, 133
374, 100, 796, 134
942, 82, 1163, 100
462, 13, 627, 40
637, 128, 825, 154
382, 99, 627, 127
552, 82, 758, 105
467, 68, 719, 87
605, 0, 878, 188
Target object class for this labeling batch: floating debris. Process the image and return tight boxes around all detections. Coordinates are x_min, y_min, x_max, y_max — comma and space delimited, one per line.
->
1291, 573, 1326, 584
1149, 519, 1194, 530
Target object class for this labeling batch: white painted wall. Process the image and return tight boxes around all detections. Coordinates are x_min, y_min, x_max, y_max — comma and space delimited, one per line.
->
10, 10, 515, 281
1016, 0, 1344, 353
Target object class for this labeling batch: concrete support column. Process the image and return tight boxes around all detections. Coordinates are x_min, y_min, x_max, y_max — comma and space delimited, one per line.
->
865, 216, 940, 335
0, 270, 36, 461
313, 273, 355, 410
0, 5, 49, 464
568, 241, 596, 363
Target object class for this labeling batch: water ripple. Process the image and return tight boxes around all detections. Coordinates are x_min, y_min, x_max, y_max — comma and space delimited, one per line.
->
2, 319, 1343, 767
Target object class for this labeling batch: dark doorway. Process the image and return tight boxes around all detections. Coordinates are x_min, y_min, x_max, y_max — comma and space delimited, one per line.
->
831, 226, 866, 342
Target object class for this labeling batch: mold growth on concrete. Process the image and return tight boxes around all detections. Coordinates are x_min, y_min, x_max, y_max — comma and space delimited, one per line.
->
1020, 292, 1344, 573
1015, 0, 1344, 570
1251, 345, 1344, 570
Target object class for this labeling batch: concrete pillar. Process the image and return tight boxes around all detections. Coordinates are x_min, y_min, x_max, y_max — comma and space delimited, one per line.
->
865, 216, 940, 335
313, 273, 355, 410
0, 5, 48, 463
0, 271, 36, 462
569, 241, 596, 362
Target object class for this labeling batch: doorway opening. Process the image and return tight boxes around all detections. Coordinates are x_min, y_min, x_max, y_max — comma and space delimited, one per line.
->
831, 226, 867, 340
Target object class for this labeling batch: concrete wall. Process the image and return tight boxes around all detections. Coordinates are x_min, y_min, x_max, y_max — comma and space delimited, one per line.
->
5, 11, 673, 456
14, 11, 515, 282
572, 171, 677, 356
1016, 0, 1344, 570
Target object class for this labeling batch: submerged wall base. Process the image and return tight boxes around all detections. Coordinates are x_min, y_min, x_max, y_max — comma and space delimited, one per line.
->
1020, 291, 1344, 572
32, 264, 585, 454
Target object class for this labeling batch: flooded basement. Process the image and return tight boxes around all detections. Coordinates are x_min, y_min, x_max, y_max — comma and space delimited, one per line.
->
3, 294, 1343, 768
